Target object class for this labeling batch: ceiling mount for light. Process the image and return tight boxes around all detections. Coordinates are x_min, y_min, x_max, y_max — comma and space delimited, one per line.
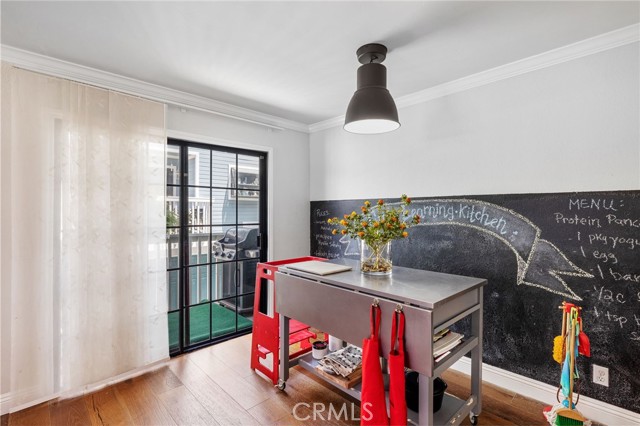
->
344, 43, 400, 134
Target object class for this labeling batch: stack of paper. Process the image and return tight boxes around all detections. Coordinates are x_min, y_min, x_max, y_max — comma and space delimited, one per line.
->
433, 328, 450, 343
433, 330, 463, 361
318, 344, 362, 377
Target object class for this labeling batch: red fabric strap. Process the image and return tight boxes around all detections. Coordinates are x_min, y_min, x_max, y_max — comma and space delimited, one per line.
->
390, 310, 405, 355
389, 310, 407, 426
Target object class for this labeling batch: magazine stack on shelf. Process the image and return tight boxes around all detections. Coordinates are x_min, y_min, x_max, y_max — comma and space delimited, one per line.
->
433, 328, 464, 362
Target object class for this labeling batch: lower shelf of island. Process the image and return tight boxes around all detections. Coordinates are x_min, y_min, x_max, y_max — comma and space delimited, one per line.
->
297, 352, 363, 400
296, 351, 478, 426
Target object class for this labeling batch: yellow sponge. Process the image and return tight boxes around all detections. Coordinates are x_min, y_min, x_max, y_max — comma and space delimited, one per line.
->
553, 335, 564, 363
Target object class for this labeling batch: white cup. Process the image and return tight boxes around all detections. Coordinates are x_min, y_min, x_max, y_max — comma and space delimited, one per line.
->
312, 341, 328, 359
329, 336, 343, 352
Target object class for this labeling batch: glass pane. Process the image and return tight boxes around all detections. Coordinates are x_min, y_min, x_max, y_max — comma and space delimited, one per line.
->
166, 187, 180, 224
212, 151, 236, 188
188, 147, 210, 187
166, 185, 180, 198
211, 225, 237, 265
238, 295, 255, 331
188, 265, 210, 305
238, 195, 259, 224
237, 226, 260, 260
168, 311, 180, 351
212, 188, 236, 225
166, 145, 180, 185
238, 259, 258, 296
188, 188, 211, 225
188, 304, 210, 345
211, 301, 241, 338
237, 154, 260, 190
188, 226, 209, 265
166, 228, 180, 269
213, 262, 236, 300
168, 270, 180, 311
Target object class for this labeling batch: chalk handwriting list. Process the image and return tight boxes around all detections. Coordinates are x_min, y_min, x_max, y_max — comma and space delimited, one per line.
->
562, 198, 639, 344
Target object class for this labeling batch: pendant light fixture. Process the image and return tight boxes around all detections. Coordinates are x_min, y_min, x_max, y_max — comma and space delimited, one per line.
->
344, 43, 400, 134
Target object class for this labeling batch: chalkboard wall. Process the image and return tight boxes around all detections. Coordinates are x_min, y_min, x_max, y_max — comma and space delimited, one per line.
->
310, 191, 639, 413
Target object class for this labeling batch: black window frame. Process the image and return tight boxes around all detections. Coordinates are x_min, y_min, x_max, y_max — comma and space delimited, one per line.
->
167, 137, 268, 356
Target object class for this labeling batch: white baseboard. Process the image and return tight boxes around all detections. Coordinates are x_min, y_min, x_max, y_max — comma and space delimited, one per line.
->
1, 358, 169, 416
1, 387, 57, 417
450, 357, 640, 426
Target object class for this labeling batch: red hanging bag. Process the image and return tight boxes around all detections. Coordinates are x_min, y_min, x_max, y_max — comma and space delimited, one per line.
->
361, 304, 389, 426
389, 309, 407, 426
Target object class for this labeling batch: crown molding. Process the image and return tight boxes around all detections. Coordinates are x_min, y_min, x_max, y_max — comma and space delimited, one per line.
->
3, 23, 638, 135
309, 23, 640, 133
0, 45, 310, 133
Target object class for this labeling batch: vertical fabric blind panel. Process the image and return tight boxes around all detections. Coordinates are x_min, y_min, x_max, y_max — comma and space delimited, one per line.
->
1, 64, 168, 412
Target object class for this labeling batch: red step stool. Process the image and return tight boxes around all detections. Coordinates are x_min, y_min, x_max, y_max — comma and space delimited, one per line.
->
250, 257, 326, 385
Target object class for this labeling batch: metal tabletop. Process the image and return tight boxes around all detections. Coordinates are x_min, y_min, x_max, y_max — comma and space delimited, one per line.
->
279, 258, 486, 310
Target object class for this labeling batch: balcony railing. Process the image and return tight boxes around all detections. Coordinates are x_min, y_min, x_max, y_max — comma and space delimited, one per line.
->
166, 197, 211, 226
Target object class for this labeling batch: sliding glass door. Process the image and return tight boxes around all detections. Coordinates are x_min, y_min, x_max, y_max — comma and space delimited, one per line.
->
166, 138, 267, 355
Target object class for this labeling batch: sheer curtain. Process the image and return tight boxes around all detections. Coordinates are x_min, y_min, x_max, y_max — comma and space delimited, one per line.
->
1, 64, 168, 412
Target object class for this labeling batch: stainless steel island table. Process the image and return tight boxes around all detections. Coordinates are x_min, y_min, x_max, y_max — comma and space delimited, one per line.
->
275, 258, 487, 426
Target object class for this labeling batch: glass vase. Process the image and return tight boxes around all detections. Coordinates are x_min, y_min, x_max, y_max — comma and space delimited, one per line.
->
360, 240, 392, 275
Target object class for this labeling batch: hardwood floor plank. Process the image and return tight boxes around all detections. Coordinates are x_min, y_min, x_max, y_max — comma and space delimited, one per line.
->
7, 402, 51, 426
141, 366, 183, 396
209, 334, 255, 378
114, 376, 176, 426
208, 369, 271, 409
269, 413, 307, 426
247, 398, 291, 425
50, 397, 91, 426
188, 348, 236, 379
157, 386, 219, 426
183, 376, 260, 426
213, 350, 255, 378
84, 387, 134, 426
166, 356, 207, 387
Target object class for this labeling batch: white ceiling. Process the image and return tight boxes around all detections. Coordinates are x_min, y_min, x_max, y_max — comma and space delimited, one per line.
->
2, 1, 639, 126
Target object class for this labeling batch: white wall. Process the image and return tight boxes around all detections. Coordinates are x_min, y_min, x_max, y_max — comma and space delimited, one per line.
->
310, 43, 640, 201
166, 105, 310, 260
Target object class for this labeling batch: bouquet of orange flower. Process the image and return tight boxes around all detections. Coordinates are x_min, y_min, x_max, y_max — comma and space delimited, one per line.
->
327, 195, 421, 273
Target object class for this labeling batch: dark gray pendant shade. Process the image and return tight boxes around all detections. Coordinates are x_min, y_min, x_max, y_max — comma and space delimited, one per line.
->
344, 44, 400, 134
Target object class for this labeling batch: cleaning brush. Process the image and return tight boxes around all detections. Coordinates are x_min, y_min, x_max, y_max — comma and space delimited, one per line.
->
555, 308, 585, 426
555, 408, 585, 426
553, 303, 572, 364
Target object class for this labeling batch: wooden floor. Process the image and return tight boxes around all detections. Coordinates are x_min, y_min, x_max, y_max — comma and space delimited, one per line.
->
2, 334, 551, 426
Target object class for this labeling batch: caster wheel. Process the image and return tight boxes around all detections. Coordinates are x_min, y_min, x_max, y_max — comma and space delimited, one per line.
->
276, 380, 286, 391
469, 414, 478, 425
